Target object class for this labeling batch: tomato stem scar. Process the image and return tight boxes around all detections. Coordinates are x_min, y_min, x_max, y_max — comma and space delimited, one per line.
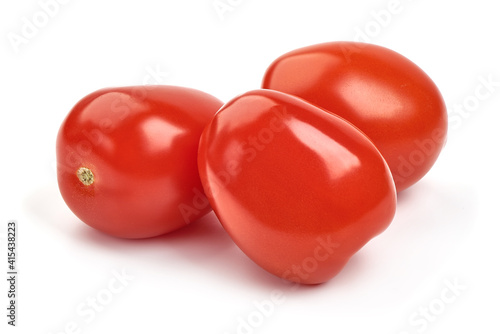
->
77, 167, 94, 186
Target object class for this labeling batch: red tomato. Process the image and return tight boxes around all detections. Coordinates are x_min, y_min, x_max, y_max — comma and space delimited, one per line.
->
198, 89, 396, 284
262, 42, 448, 192
57, 86, 223, 238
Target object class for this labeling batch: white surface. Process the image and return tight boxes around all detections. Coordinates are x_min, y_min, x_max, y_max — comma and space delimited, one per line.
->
1, 0, 499, 333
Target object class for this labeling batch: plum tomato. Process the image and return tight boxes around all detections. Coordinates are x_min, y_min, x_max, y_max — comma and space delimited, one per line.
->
197, 89, 397, 284
262, 42, 448, 192
56, 85, 223, 238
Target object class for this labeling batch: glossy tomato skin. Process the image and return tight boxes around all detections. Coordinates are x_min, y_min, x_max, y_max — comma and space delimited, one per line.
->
198, 89, 396, 284
262, 42, 448, 192
57, 86, 223, 238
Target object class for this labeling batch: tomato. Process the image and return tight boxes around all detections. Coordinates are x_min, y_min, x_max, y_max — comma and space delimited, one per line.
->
56, 85, 223, 238
262, 42, 448, 192
198, 89, 396, 284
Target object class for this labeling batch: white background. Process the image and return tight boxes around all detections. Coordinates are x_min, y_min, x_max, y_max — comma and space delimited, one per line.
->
1, 0, 499, 333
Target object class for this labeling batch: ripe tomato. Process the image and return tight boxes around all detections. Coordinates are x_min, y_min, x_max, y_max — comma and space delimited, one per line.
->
198, 89, 396, 284
57, 85, 223, 238
262, 42, 448, 192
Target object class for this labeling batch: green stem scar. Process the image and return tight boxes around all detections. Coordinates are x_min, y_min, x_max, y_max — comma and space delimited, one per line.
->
77, 167, 94, 186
